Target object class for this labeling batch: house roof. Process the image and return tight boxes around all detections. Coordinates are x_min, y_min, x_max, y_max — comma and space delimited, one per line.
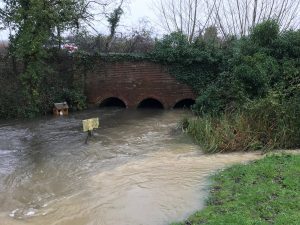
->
54, 102, 69, 110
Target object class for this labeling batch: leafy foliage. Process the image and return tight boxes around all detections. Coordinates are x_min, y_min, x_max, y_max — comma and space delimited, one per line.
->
151, 20, 300, 116
0, 0, 88, 118
150, 31, 224, 95
234, 53, 279, 99
0, 53, 87, 118
151, 20, 300, 151
250, 20, 280, 47
107, 6, 124, 38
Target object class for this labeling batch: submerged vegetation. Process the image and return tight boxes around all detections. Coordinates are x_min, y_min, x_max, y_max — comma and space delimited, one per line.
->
172, 154, 300, 225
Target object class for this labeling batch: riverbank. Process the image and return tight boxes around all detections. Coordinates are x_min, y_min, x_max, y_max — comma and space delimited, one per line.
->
171, 153, 300, 225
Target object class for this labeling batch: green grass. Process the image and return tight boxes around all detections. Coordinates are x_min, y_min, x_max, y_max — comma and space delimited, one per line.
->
187, 111, 300, 153
171, 154, 300, 225
187, 96, 300, 153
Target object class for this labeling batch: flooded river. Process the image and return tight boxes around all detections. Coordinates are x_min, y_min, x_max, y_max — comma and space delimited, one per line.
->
0, 109, 261, 225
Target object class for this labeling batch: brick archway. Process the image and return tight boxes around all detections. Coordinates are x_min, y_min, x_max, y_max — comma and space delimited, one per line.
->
173, 98, 196, 109
137, 98, 165, 109
85, 61, 196, 109
99, 97, 127, 108
95, 95, 129, 108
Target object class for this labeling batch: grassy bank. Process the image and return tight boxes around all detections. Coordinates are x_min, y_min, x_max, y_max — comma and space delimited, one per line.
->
171, 154, 300, 225
185, 96, 300, 153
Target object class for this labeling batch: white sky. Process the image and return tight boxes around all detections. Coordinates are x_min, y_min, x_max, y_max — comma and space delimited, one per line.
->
0, 0, 159, 41
92, 0, 162, 36
123, 0, 156, 26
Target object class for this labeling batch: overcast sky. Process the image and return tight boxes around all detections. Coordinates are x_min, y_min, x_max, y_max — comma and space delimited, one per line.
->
0, 0, 159, 41
123, 0, 156, 26
93, 0, 163, 36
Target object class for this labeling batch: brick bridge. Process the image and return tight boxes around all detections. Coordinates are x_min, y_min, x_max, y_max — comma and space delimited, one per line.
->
85, 61, 196, 109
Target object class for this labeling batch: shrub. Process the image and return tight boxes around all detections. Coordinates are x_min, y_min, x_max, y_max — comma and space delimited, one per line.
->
192, 72, 244, 114
234, 53, 279, 98
250, 20, 280, 47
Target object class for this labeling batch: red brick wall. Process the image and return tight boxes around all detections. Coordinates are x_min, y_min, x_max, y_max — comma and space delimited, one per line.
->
85, 60, 196, 109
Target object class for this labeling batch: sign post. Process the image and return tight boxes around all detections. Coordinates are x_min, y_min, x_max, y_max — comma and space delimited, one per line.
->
82, 118, 99, 144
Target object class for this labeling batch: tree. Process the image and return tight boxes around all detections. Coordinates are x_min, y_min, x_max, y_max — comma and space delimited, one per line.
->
0, 0, 126, 116
152, 0, 300, 40
250, 20, 280, 47
105, 1, 124, 52
152, 0, 218, 42
213, 0, 300, 37
65, 18, 155, 54
203, 25, 219, 43
0, 0, 90, 116
121, 19, 155, 53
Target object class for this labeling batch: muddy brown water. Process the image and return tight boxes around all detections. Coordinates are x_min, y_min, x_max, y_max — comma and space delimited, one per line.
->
0, 109, 262, 225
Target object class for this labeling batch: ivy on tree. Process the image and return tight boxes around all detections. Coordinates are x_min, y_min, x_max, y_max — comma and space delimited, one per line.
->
0, 0, 88, 117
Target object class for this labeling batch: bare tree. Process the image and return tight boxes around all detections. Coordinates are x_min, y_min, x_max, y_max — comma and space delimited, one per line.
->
118, 19, 155, 53
152, 0, 300, 40
73, 0, 129, 33
213, 0, 300, 37
152, 0, 218, 42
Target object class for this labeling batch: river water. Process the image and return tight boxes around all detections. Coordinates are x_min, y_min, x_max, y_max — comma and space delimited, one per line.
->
0, 109, 261, 225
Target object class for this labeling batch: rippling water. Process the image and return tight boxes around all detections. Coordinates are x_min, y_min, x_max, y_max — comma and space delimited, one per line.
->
0, 109, 261, 225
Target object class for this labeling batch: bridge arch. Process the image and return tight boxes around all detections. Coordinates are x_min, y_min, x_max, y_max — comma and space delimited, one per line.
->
137, 98, 164, 109
173, 98, 195, 109
85, 61, 196, 109
99, 97, 127, 108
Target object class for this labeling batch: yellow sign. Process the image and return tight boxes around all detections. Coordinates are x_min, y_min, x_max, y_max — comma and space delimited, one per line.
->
82, 118, 99, 132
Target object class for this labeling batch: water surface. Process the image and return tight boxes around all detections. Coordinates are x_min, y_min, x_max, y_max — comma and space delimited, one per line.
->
0, 109, 261, 225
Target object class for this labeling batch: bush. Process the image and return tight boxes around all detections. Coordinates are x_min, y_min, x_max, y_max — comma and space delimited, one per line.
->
64, 89, 87, 111
234, 53, 279, 98
250, 20, 280, 47
150, 31, 224, 95
192, 72, 244, 114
